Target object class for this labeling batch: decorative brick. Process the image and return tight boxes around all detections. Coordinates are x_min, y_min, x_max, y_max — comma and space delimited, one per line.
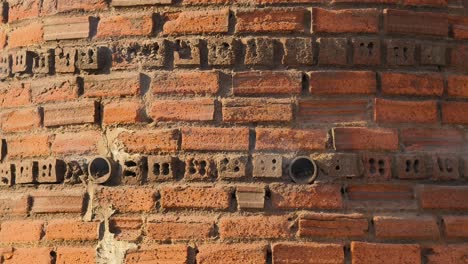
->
386, 39, 415, 66
317, 38, 347, 65
243, 38, 274, 66
352, 38, 381, 65
282, 38, 314, 66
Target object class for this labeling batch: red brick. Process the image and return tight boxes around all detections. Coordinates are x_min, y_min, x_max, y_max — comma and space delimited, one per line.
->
236, 8, 306, 33
113, 0, 173, 6
374, 98, 438, 124
309, 71, 376, 95
256, 128, 327, 151
299, 213, 368, 238
346, 183, 416, 210
197, 244, 267, 264
273, 243, 344, 264
152, 71, 219, 95
116, 129, 179, 153
147, 216, 214, 240
56, 247, 96, 264
351, 242, 421, 264
442, 102, 468, 124
0, 220, 43, 243
9, 0, 40, 22
420, 185, 468, 210
425, 244, 468, 264
3, 248, 52, 264
312, 8, 379, 33
149, 98, 215, 122
44, 101, 98, 127
401, 128, 464, 153
333, 127, 398, 151
219, 215, 290, 239
45, 219, 99, 241
448, 75, 468, 98
52, 130, 104, 155
374, 215, 439, 240
384, 9, 448, 37
182, 127, 249, 151
222, 98, 293, 123
402, 0, 447, 6
84, 73, 141, 98
381, 72, 444, 97
451, 45, 468, 72
270, 184, 343, 209
97, 14, 153, 38
109, 217, 142, 241
0, 29, 6, 49
31, 190, 85, 214
103, 100, 143, 125
163, 9, 229, 34
8, 134, 51, 158
233, 71, 302, 95
0, 193, 29, 216
57, 0, 107, 12
1, 107, 41, 132
95, 187, 156, 213
125, 245, 188, 264
31, 77, 80, 104
161, 185, 232, 210
444, 216, 468, 238
43, 16, 90, 41
0, 82, 31, 108
298, 99, 370, 124
8, 23, 43, 48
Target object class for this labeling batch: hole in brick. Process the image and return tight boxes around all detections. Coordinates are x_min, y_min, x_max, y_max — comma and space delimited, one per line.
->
289, 156, 318, 184
153, 163, 161, 176
88, 157, 113, 184
234, 166, 240, 172
1, 177, 8, 184
162, 163, 170, 175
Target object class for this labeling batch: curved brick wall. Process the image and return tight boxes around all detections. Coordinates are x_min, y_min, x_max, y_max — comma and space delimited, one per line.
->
0, 0, 467, 263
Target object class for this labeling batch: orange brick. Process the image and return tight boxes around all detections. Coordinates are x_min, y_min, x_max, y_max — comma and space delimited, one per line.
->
312, 8, 379, 33
0, 220, 43, 243
4, 248, 52, 264
31, 190, 85, 214
163, 9, 229, 34
442, 102, 468, 124
219, 215, 291, 239
97, 14, 153, 38
374, 98, 438, 124
182, 127, 249, 151
309, 71, 376, 95
125, 245, 188, 264
299, 213, 368, 238
45, 219, 99, 241
236, 8, 306, 33
7, 134, 51, 158
55, 247, 96, 264
419, 185, 468, 210
374, 216, 440, 240
57, 0, 107, 12
116, 129, 180, 153
197, 243, 267, 264
351, 242, 421, 264
270, 184, 343, 209
256, 128, 327, 151
233, 71, 302, 95
161, 185, 231, 210
333, 127, 398, 151
149, 98, 215, 122
9, 23, 43, 48
95, 187, 156, 213
447, 75, 468, 98
381, 72, 444, 96
442, 216, 468, 238
152, 71, 219, 95
103, 100, 143, 125
222, 98, 293, 123
9, 0, 40, 22
273, 243, 344, 264
147, 216, 215, 240
52, 130, 104, 155
1, 108, 41, 132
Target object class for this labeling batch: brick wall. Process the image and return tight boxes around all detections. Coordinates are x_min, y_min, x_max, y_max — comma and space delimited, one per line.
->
0, 0, 467, 263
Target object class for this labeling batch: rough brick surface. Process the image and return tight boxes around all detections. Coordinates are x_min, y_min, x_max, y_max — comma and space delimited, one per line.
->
351, 242, 421, 264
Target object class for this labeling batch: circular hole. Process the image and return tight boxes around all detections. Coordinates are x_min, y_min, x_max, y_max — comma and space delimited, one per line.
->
289, 157, 317, 184
88, 157, 113, 184
272, 159, 277, 164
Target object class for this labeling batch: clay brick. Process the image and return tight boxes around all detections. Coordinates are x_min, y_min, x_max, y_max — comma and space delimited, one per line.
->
31, 190, 84, 214
217, 155, 247, 179
43, 17, 90, 41
0, 82, 31, 108
243, 38, 274, 66
113, 0, 172, 6
374, 98, 438, 124
43, 101, 98, 127
84, 73, 141, 98
396, 154, 431, 180
381, 72, 444, 96
346, 183, 417, 210
31, 77, 79, 104
96, 187, 156, 213
273, 243, 344, 264
207, 37, 236, 66
310, 71, 376, 95
182, 127, 249, 151
442, 216, 468, 239
45, 219, 99, 241
197, 244, 267, 264
403, 0, 447, 6
236, 8, 306, 33
125, 245, 188, 264
432, 155, 460, 180
374, 215, 439, 240
0, 30, 6, 49
386, 39, 415, 66
233, 71, 302, 95
442, 102, 468, 124
450, 45, 468, 72
109, 217, 142, 241
8, 0, 40, 22
298, 99, 370, 124
401, 128, 464, 153
173, 38, 201, 66
111, 40, 166, 69
30, 50, 52, 74
152, 71, 219, 95
149, 98, 214, 122
384, 9, 448, 37
97, 14, 153, 38
352, 38, 381, 65
103, 100, 143, 125
56, 247, 96, 264
0, 220, 43, 243
312, 8, 379, 33
256, 128, 327, 151
282, 38, 313, 66
3, 248, 52, 264
333, 127, 398, 151
222, 98, 293, 123
163, 9, 229, 34
270, 184, 343, 209
160, 185, 231, 210
447, 75, 468, 98
299, 213, 368, 238
351, 242, 421, 264
420, 43, 446, 66
9, 23, 43, 48
57, 0, 107, 12
317, 38, 347, 65
0, 193, 29, 216
147, 216, 215, 240
425, 244, 468, 264
52, 130, 104, 155
235, 185, 265, 209
420, 185, 468, 210
1, 107, 41, 132
116, 129, 179, 153
219, 215, 290, 239
8, 134, 51, 158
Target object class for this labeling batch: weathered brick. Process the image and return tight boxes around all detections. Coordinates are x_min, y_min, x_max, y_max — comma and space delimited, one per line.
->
219, 215, 291, 239
447, 75, 468, 98
9, 23, 43, 48
55, 247, 96, 264
149, 98, 214, 122
298, 99, 370, 124
233, 71, 302, 95
45, 219, 99, 241
95, 187, 156, 213
97, 14, 153, 38
43, 101, 98, 127
163, 9, 229, 35
333, 127, 399, 151
31, 77, 79, 104
312, 8, 379, 33
1, 107, 41, 132
182, 127, 249, 151
197, 244, 267, 264
52, 130, 104, 155
351, 242, 421, 264
0, 29, 6, 49
160, 185, 231, 210
443, 216, 468, 238
450, 45, 468, 72
256, 128, 327, 151
374, 215, 440, 240
310, 71, 376, 95
125, 245, 188, 264
402, 0, 447, 6
8, 0, 40, 22
84, 73, 141, 98
317, 37, 347, 65
0, 82, 31, 108
420, 185, 468, 210
43, 17, 90, 41
299, 213, 368, 238
270, 184, 343, 209
222, 98, 293, 123
0, 193, 29, 216
103, 100, 143, 125
31, 190, 85, 214
243, 37, 274, 66
384, 9, 448, 36
442, 102, 468, 124
273, 243, 344, 264
282, 38, 313, 66
152, 71, 219, 95
0, 220, 43, 243
381, 72, 444, 96
352, 38, 381, 65
116, 129, 179, 153
401, 128, 464, 153
236, 8, 306, 33
8, 134, 51, 158
113, 0, 172, 6
425, 244, 468, 264
109, 217, 142, 241
3, 248, 52, 264
387, 39, 416, 66
147, 216, 215, 240
374, 98, 438, 124
57, 0, 107, 12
